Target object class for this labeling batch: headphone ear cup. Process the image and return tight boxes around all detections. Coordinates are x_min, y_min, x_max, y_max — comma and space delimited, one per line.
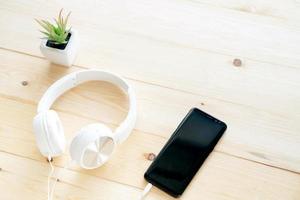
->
45, 110, 65, 156
33, 112, 51, 157
33, 110, 65, 157
70, 123, 115, 169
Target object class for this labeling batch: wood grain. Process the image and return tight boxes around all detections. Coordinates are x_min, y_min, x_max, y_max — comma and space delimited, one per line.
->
0, 3, 300, 117
189, 0, 300, 24
1, 138, 300, 200
1, 0, 300, 69
0, 49, 299, 174
0, 0, 299, 199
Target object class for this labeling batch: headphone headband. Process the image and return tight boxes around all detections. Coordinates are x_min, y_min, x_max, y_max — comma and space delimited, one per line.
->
37, 69, 136, 143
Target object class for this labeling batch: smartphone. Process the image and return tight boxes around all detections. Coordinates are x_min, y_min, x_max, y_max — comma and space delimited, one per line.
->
144, 108, 227, 197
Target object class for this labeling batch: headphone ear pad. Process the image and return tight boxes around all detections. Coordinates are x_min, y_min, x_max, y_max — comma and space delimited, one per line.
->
70, 123, 115, 169
33, 110, 65, 157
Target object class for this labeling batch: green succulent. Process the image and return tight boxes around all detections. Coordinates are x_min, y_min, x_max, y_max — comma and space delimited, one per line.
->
36, 9, 71, 44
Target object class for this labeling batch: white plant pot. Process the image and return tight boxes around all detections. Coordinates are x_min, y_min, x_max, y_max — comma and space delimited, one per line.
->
40, 29, 79, 67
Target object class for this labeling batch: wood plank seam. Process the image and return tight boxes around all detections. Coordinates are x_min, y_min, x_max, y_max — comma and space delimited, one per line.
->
0, 149, 144, 190
0, 93, 298, 177
216, 150, 300, 176
2, 26, 300, 71
0, 48, 299, 175
112, 25, 300, 69
3, 2, 300, 69
1, 46, 298, 119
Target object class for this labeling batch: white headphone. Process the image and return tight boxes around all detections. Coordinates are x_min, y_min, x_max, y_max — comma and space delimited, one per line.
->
33, 69, 137, 169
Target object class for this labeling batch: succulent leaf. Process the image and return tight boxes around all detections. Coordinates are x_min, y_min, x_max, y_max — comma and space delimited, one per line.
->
36, 9, 71, 44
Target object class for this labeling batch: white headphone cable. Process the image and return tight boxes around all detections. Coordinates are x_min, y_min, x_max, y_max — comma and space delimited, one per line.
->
138, 183, 153, 200
47, 156, 54, 200
49, 159, 75, 200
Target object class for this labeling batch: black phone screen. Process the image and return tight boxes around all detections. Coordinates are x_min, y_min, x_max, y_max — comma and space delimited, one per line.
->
144, 108, 227, 197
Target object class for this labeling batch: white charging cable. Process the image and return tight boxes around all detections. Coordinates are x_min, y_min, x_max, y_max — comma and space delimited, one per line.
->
47, 158, 152, 200
138, 183, 153, 200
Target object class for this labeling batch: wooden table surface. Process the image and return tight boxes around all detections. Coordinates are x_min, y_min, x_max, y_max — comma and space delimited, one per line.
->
0, 0, 300, 199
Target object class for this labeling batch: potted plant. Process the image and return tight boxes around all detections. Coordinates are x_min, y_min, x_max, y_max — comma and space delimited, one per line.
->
36, 9, 79, 67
